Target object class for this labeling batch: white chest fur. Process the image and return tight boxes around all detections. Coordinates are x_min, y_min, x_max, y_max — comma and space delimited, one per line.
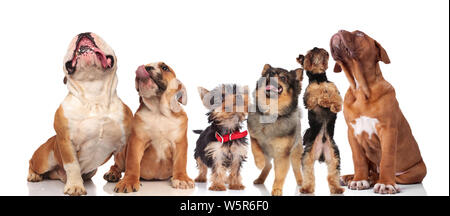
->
137, 108, 185, 161
350, 116, 379, 139
62, 95, 127, 174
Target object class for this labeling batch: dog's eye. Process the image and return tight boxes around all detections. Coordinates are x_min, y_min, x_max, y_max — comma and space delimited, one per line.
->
280, 76, 286, 82
161, 65, 169, 71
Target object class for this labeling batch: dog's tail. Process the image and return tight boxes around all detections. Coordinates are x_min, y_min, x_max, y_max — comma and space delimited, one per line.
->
193, 130, 203, 134
251, 139, 266, 170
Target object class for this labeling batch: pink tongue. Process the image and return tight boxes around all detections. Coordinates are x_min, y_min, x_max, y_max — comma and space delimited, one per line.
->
136, 65, 149, 79
265, 85, 278, 91
93, 47, 110, 69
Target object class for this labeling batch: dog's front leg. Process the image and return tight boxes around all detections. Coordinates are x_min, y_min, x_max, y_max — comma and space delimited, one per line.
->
54, 108, 86, 196
114, 133, 145, 193
272, 156, 290, 196
172, 136, 194, 189
374, 127, 399, 194
346, 128, 371, 190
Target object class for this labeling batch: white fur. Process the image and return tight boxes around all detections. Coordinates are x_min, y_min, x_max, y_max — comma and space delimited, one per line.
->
137, 100, 185, 161
63, 161, 84, 193
351, 116, 379, 139
348, 180, 370, 190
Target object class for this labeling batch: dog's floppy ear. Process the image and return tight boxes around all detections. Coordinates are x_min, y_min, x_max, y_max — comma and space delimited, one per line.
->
334, 63, 342, 72
169, 79, 187, 113
262, 64, 272, 75
375, 40, 390, 64
296, 54, 305, 66
198, 86, 211, 108
175, 79, 187, 105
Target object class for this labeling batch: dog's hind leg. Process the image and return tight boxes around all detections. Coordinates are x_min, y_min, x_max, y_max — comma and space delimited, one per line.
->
324, 138, 344, 194
28, 136, 58, 182
253, 155, 272, 185
290, 143, 303, 186
195, 157, 208, 183
300, 146, 315, 194
104, 150, 126, 182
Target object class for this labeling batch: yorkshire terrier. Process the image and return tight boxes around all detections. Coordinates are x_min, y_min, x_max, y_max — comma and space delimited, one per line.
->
297, 47, 345, 194
194, 84, 249, 191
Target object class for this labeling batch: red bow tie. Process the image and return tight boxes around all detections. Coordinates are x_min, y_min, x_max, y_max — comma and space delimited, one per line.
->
215, 130, 248, 143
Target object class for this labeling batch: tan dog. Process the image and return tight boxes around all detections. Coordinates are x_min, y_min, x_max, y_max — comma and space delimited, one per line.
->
104, 62, 194, 192
27, 32, 133, 196
330, 30, 426, 194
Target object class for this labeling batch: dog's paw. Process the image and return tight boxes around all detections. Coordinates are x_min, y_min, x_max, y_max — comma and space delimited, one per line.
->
300, 186, 314, 194
253, 178, 265, 185
27, 169, 43, 182
330, 104, 341, 113
373, 183, 400, 194
209, 184, 227, 191
172, 176, 195, 189
271, 188, 283, 196
103, 169, 122, 182
229, 184, 245, 190
329, 186, 345, 194
348, 180, 370, 190
339, 175, 354, 186
114, 177, 140, 193
64, 182, 86, 196
195, 176, 207, 183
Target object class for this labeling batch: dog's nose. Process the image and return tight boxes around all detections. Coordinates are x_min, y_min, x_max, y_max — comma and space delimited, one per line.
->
144, 66, 154, 72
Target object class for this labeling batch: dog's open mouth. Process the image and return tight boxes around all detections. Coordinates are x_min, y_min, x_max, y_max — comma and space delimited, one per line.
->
65, 34, 114, 74
330, 33, 353, 61
265, 84, 283, 97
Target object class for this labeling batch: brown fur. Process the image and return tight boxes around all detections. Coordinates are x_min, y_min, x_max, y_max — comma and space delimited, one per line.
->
330, 30, 426, 194
305, 82, 342, 113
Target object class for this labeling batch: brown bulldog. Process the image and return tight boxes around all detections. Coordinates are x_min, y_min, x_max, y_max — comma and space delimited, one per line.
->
330, 30, 426, 194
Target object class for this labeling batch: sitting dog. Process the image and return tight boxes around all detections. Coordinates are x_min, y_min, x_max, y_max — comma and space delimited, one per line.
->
105, 62, 194, 192
194, 84, 249, 191
297, 47, 344, 194
27, 32, 133, 196
247, 64, 304, 196
330, 30, 426, 194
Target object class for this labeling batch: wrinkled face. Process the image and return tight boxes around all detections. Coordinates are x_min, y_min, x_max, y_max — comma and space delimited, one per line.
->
255, 64, 303, 115
199, 84, 249, 127
63, 32, 116, 81
299, 47, 329, 74
330, 30, 390, 70
135, 62, 176, 98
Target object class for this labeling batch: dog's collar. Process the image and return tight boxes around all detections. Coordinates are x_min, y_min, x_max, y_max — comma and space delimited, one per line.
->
306, 71, 328, 83
215, 130, 248, 143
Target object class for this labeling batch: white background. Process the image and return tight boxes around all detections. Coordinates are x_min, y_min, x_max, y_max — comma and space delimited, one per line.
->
0, 0, 448, 196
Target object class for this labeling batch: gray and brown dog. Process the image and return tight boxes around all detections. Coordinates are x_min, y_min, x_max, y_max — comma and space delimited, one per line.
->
248, 64, 304, 196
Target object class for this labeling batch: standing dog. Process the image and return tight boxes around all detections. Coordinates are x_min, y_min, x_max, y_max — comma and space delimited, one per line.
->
247, 64, 304, 196
330, 30, 426, 194
297, 47, 344, 194
27, 32, 133, 196
194, 84, 249, 191
105, 62, 194, 192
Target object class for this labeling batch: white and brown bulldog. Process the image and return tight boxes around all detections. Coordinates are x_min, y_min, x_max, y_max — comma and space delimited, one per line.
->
104, 62, 194, 192
27, 32, 133, 196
